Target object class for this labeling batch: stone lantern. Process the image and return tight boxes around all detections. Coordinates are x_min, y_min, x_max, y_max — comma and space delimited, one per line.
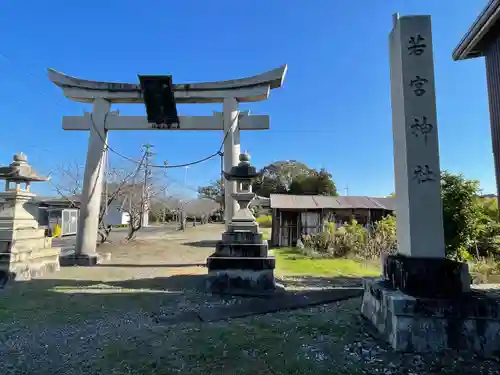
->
0, 153, 60, 283
206, 153, 280, 296
0, 153, 50, 231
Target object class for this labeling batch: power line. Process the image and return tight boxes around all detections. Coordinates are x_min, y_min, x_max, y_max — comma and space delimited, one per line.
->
1, 46, 239, 173
0, 50, 219, 200
89, 112, 236, 169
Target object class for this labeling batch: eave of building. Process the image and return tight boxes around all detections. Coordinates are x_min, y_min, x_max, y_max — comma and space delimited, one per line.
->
47, 65, 287, 104
453, 0, 500, 60
269, 194, 395, 211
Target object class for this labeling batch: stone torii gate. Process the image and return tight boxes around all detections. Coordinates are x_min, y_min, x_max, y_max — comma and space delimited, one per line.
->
48, 66, 287, 265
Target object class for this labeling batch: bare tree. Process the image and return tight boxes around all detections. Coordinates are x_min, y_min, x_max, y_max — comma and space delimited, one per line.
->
50, 156, 145, 244
96, 165, 143, 243
51, 161, 84, 207
120, 177, 168, 241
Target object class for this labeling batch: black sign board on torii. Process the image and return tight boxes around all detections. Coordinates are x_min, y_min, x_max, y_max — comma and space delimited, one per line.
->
138, 75, 180, 128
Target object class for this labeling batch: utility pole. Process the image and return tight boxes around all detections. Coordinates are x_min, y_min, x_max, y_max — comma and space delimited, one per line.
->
219, 151, 224, 221
163, 160, 168, 178
142, 144, 155, 227
162, 160, 168, 222
163, 160, 168, 196
184, 165, 189, 186
344, 185, 349, 196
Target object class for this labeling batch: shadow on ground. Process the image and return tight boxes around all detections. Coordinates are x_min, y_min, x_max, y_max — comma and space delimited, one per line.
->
182, 240, 218, 248
95, 263, 207, 268
278, 275, 373, 289
0, 273, 366, 327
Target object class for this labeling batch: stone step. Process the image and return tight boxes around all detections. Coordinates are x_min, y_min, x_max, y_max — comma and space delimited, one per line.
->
221, 231, 264, 244
228, 224, 260, 233
207, 256, 275, 271
10, 237, 50, 251
30, 247, 61, 260
215, 242, 268, 257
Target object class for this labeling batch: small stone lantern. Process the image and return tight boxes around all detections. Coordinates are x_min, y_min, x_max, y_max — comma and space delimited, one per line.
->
0, 152, 50, 231
206, 152, 281, 296
0, 153, 60, 283
0, 152, 49, 193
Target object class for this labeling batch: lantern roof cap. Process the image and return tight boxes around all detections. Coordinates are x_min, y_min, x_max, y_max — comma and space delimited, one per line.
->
0, 153, 49, 183
224, 153, 259, 181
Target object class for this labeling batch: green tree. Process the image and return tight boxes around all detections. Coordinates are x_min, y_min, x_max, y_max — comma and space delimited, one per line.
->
252, 160, 313, 197
289, 168, 338, 196
477, 196, 499, 221
253, 161, 337, 197
197, 180, 224, 209
441, 171, 486, 259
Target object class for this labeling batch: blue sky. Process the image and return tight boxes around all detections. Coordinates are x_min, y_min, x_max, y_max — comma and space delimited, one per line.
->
0, 0, 493, 198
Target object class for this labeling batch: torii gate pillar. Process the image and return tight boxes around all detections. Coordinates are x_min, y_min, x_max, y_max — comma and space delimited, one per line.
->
223, 97, 240, 228
76, 98, 110, 264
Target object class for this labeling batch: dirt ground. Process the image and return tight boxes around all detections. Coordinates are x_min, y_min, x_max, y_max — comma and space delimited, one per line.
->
57, 223, 222, 282
1, 224, 499, 375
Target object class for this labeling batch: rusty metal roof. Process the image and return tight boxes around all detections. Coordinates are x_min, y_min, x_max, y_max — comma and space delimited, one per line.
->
270, 194, 395, 211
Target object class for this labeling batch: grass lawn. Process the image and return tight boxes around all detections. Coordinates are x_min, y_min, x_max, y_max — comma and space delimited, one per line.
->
272, 247, 380, 278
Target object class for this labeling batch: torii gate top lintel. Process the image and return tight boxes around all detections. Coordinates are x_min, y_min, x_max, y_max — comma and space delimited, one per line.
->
47, 65, 287, 104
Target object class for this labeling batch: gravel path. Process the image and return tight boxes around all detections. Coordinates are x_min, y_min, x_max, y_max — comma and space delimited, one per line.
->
0, 224, 243, 374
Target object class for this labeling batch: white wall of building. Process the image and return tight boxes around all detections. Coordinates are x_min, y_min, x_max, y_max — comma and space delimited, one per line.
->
104, 204, 129, 226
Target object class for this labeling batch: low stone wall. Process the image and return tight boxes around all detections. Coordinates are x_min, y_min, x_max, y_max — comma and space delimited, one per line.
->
362, 278, 500, 357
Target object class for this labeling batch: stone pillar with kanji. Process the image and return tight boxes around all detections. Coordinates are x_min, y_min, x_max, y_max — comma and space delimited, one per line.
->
361, 14, 500, 357
0, 153, 61, 283
206, 153, 280, 296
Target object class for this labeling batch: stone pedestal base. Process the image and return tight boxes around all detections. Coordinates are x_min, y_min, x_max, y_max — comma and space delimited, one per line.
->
361, 278, 500, 356
59, 252, 111, 267
206, 255, 281, 296
29, 247, 61, 278
383, 254, 471, 298
0, 247, 61, 285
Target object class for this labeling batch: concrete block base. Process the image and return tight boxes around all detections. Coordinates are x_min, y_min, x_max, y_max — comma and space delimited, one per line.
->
207, 269, 283, 297
361, 278, 500, 357
207, 255, 280, 296
60, 252, 111, 267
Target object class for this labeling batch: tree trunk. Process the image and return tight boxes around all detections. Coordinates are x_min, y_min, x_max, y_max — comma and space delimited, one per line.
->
98, 225, 113, 244
126, 215, 142, 241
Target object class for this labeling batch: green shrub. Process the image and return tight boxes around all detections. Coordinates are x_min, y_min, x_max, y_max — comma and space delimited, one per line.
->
323, 221, 336, 234
476, 220, 500, 258
332, 219, 366, 256
256, 215, 272, 228
300, 216, 398, 260
342, 219, 366, 242
302, 232, 334, 254
362, 215, 397, 259
470, 257, 500, 283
